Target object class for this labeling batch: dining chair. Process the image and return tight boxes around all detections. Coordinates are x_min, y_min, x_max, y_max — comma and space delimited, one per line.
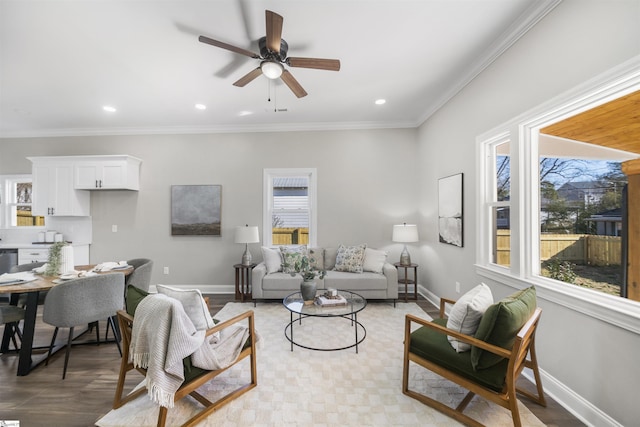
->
0, 304, 25, 351
43, 273, 125, 379
125, 258, 153, 292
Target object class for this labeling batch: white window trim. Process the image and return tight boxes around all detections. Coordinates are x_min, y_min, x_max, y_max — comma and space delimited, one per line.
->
263, 168, 317, 247
476, 54, 640, 334
0, 174, 44, 229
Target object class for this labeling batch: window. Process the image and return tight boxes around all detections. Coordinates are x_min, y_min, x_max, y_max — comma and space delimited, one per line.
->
263, 168, 317, 247
477, 59, 640, 331
0, 175, 45, 228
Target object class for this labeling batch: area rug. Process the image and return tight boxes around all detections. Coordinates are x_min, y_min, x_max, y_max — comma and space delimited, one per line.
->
95, 302, 545, 426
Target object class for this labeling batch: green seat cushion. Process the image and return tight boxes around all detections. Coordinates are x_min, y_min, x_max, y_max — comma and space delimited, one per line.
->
125, 284, 149, 316
410, 318, 508, 392
471, 286, 537, 371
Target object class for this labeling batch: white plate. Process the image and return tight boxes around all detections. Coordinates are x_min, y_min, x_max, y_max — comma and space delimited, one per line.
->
60, 273, 77, 280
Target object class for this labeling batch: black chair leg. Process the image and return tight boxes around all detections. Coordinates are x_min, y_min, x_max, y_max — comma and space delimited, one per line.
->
62, 326, 74, 379
108, 316, 122, 356
46, 327, 59, 366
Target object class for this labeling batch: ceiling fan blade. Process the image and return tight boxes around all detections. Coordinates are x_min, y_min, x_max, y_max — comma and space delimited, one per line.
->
233, 68, 263, 87
287, 57, 341, 71
265, 10, 283, 53
280, 70, 307, 98
198, 35, 260, 58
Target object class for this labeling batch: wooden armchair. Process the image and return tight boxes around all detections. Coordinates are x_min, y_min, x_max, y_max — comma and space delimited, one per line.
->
113, 307, 257, 427
402, 288, 546, 427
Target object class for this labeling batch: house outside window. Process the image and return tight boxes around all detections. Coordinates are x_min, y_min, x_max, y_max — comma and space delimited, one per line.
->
263, 168, 317, 247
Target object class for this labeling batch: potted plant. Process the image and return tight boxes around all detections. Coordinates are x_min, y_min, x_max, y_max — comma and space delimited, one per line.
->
283, 250, 326, 302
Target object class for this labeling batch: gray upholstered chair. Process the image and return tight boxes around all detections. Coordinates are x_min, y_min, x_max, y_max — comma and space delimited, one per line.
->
125, 258, 153, 292
43, 273, 125, 379
0, 305, 25, 351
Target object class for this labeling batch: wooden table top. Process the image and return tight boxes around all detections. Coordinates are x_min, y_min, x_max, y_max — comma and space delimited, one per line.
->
0, 264, 133, 294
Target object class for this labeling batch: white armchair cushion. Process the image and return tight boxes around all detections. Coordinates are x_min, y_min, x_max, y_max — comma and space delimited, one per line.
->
446, 283, 494, 352
156, 285, 215, 331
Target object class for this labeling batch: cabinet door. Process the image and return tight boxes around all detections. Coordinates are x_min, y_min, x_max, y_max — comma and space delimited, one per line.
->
31, 164, 53, 216
18, 248, 49, 264
75, 163, 100, 189
32, 161, 90, 216
74, 161, 129, 189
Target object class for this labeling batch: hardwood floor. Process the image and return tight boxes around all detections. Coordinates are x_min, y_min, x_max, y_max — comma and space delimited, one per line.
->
0, 295, 584, 426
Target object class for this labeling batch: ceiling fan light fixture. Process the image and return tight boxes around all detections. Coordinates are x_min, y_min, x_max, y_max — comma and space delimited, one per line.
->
261, 61, 283, 79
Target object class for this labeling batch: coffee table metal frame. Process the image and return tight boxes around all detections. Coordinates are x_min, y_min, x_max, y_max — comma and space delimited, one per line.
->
283, 290, 367, 353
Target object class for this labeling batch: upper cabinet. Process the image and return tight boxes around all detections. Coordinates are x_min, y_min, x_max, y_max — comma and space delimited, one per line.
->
28, 155, 142, 217
73, 155, 142, 190
29, 159, 90, 216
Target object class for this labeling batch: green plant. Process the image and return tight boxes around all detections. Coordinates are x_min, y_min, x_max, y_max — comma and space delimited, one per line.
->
284, 251, 326, 281
45, 241, 67, 276
544, 258, 577, 284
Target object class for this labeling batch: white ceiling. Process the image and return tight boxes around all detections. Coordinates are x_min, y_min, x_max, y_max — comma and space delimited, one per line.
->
0, 0, 559, 138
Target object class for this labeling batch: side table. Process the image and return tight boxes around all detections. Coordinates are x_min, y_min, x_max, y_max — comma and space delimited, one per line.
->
394, 262, 418, 302
234, 263, 256, 302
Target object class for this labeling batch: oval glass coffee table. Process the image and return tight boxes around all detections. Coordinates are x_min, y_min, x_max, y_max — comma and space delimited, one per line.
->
283, 290, 367, 353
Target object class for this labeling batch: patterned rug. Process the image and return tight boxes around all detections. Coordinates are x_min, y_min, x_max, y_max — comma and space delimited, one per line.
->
95, 301, 544, 426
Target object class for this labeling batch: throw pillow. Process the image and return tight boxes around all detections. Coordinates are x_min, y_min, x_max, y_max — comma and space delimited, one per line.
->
334, 244, 367, 273
156, 284, 215, 331
446, 283, 494, 352
308, 247, 325, 270
125, 284, 149, 316
280, 245, 307, 274
471, 286, 537, 371
261, 246, 282, 274
362, 248, 388, 274
323, 247, 338, 270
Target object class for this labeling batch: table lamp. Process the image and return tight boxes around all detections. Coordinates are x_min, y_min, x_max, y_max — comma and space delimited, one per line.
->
392, 223, 419, 266
235, 225, 260, 266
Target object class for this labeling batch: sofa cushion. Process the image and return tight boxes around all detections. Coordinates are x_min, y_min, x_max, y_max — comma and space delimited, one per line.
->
324, 247, 338, 270
362, 248, 388, 274
261, 247, 282, 273
324, 271, 387, 290
280, 245, 307, 274
410, 318, 509, 392
471, 286, 537, 371
446, 283, 494, 352
334, 244, 367, 273
156, 285, 216, 331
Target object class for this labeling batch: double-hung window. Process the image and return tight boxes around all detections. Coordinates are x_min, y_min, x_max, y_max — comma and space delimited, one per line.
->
0, 175, 45, 228
263, 168, 317, 247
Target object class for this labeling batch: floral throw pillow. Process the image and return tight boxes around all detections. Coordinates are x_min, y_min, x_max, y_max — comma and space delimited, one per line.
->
280, 245, 307, 274
334, 244, 367, 273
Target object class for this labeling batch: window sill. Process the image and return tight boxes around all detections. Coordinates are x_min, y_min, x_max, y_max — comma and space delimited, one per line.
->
476, 264, 640, 335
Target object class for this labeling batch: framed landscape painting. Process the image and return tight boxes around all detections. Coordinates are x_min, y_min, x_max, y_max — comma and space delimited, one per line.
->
438, 173, 463, 247
171, 185, 221, 236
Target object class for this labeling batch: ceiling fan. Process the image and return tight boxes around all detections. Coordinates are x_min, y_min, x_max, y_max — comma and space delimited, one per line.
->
199, 10, 340, 98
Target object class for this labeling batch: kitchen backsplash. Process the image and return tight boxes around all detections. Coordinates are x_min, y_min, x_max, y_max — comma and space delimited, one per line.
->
0, 216, 92, 245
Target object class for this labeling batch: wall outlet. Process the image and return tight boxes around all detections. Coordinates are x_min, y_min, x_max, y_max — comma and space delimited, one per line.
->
111, 224, 118, 233
455, 281, 461, 293
163, 266, 169, 275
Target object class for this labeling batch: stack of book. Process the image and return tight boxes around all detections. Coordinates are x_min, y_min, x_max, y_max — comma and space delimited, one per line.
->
315, 294, 347, 306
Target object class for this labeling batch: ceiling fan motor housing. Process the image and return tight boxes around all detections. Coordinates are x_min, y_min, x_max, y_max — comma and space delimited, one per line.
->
259, 36, 288, 62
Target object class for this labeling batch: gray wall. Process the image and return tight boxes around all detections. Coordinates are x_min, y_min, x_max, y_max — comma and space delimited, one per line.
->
0, 128, 419, 288
417, 0, 640, 425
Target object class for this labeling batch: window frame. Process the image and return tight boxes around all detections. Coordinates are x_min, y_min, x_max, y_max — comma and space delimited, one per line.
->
262, 168, 317, 247
476, 56, 640, 334
0, 174, 45, 229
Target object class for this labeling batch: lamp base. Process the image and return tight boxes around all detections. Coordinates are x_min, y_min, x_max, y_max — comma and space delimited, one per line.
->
399, 245, 411, 266
241, 244, 253, 266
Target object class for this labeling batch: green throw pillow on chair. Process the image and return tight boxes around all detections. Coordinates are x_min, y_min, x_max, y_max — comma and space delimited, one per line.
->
471, 286, 537, 371
125, 284, 149, 316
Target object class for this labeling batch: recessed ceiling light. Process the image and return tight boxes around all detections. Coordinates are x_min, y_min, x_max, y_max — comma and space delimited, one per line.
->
238, 111, 253, 116
195, 103, 207, 110
102, 105, 117, 113
375, 99, 386, 105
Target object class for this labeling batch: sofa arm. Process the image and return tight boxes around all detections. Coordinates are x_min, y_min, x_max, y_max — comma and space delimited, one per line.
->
383, 262, 399, 299
251, 263, 267, 299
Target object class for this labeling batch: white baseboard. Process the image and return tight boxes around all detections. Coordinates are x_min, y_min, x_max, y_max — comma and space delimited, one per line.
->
418, 284, 621, 427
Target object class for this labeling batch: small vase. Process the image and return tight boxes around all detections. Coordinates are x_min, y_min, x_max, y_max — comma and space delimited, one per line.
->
300, 280, 317, 304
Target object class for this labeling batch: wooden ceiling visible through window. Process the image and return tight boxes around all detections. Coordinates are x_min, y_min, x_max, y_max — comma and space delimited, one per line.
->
541, 90, 640, 155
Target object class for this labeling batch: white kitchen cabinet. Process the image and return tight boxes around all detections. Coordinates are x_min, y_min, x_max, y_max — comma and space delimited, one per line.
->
29, 159, 90, 217
74, 155, 141, 190
18, 244, 89, 265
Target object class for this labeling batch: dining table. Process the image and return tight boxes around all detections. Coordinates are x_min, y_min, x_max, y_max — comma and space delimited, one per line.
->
0, 264, 133, 376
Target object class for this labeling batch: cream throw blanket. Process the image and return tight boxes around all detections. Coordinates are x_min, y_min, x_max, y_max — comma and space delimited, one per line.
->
130, 294, 250, 408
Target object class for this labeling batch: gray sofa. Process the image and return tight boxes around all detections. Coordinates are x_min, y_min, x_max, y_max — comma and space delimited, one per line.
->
251, 246, 398, 301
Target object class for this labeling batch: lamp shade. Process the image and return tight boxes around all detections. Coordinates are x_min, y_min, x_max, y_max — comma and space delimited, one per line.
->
392, 223, 419, 243
234, 225, 260, 244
